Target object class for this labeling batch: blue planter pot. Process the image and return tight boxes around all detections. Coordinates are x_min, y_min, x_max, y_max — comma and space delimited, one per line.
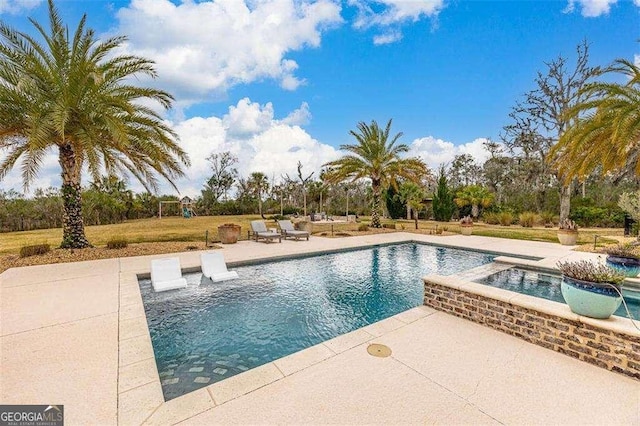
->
606, 255, 640, 278
560, 276, 622, 319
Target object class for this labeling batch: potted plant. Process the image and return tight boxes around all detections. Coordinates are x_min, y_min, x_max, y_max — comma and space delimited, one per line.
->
459, 216, 473, 236
217, 223, 241, 244
557, 218, 578, 245
604, 243, 640, 277
557, 260, 624, 319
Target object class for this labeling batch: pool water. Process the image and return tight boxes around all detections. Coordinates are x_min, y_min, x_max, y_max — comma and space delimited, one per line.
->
139, 243, 494, 400
477, 268, 640, 320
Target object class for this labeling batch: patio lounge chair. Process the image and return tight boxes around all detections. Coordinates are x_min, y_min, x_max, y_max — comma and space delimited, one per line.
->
150, 257, 188, 292
200, 251, 239, 282
278, 220, 310, 241
250, 220, 282, 243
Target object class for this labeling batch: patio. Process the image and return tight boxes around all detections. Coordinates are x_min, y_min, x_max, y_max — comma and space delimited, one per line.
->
1, 233, 638, 425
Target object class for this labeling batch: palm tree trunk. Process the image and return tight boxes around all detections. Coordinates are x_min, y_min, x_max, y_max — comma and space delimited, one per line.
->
471, 204, 479, 218
371, 182, 382, 228
559, 182, 572, 222
59, 145, 91, 249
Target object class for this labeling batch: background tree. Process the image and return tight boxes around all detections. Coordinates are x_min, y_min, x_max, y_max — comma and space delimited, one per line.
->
0, 1, 189, 248
286, 161, 314, 216
448, 154, 482, 188
323, 119, 428, 228
384, 185, 405, 220
550, 58, 640, 179
432, 165, 456, 221
248, 172, 269, 217
455, 185, 494, 218
202, 151, 238, 204
502, 41, 600, 221
398, 181, 425, 229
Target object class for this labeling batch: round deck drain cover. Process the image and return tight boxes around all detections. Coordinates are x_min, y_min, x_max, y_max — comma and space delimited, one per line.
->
367, 343, 392, 358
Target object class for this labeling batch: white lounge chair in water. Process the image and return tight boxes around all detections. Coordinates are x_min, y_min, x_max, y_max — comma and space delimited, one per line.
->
278, 220, 309, 241
200, 251, 239, 282
150, 257, 188, 292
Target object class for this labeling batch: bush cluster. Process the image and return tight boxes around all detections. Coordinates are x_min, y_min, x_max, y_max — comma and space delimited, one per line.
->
358, 224, 369, 231
19, 244, 51, 258
518, 212, 540, 227
106, 238, 128, 249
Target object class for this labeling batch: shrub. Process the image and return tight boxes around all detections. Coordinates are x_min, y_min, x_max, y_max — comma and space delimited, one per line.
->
106, 237, 128, 249
358, 224, 369, 231
519, 212, 539, 228
497, 211, 514, 226
483, 212, 500, 225
604, 243, 640, 258
268, 214, 287, 221
19, 243, 51, 258
540, 211, 557, 226
382, 223, 396, 230
571, 205, 625, 227
557, 260, 624, 285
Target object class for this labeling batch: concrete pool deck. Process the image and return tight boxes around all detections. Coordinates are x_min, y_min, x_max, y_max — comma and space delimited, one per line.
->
1, 232, 638, 424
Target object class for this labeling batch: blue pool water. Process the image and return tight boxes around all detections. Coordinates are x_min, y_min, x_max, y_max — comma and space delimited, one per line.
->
139, 243, 494, 400
477, 268, 640, 320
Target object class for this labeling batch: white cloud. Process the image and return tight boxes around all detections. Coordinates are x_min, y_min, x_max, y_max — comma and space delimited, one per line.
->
373, 31, 402, 45
0, 0, 41, 15
564, 0, 617, 17
408, 136, 496, 170
281, 102, 311, 126
169, 98, 338, 197
113, 0, 342, 106
349, 0, 444, 44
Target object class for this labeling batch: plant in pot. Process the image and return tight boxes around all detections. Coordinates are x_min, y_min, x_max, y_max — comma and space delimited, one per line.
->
217, 223, 241, 244
557, 218, 578, 245
557, 259, 624, 319
459, 216, 473, 236
604, 243, 640, 277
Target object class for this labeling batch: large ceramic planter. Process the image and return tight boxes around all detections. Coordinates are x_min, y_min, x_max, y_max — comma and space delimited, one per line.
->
557, 230, 578, 245
560, 276, 622, 319
460, 225, 472, 236
606, 255, 640, 278
218, 224, 241, 244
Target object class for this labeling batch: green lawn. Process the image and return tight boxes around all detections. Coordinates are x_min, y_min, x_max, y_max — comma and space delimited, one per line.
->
0, 215, 624, 255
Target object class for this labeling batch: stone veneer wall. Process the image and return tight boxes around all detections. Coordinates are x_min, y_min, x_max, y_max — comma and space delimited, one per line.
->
423, 280, 640, 381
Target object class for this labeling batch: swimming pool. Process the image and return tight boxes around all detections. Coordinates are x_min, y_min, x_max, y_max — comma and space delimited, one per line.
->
139, 242, 495, 400
477, 268, 640, 320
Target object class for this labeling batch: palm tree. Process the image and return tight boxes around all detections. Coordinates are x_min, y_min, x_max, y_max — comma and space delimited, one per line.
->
248, 172, 269, 217
0, 0, 189, 248
323, 119, 428, 228
454, 185, 494, 219
398, 181, 425, 229
549, 58, 640, 179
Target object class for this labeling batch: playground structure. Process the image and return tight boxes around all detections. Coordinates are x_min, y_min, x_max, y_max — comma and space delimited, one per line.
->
158, 196, 196, 219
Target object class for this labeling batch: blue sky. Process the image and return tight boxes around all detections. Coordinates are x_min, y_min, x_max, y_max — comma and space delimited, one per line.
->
0, 0, 638, 196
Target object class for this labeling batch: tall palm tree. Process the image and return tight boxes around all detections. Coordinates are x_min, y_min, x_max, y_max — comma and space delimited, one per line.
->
0, 0, 189, 248
323, 119, 428, 228
454, 185, 494, 218
248, 172, 269, 217
549, 58, 640, 179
